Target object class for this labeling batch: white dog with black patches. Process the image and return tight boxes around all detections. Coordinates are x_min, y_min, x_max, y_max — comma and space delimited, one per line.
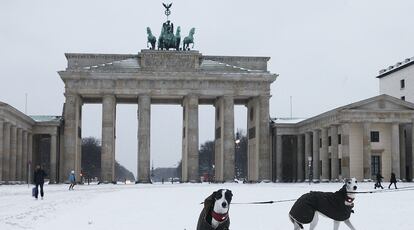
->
289, 178, 358, 230
197, 189, 232, 230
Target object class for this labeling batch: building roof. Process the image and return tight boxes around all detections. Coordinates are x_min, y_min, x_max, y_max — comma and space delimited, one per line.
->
30, 115, 62, 123
376, 56, 414, 78
63, 51, 272, 74
271, 117, 306, 124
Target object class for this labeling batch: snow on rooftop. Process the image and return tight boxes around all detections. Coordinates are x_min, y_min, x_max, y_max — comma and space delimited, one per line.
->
30, 115, 61, 122
272, 117, 306, 124
378, 56, 414, 76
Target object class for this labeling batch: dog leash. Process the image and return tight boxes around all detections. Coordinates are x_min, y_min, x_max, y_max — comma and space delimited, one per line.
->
231, 199, 298, 205
200, 199, 297, 205
348, 185, 414, 194
200, 186, 414, 205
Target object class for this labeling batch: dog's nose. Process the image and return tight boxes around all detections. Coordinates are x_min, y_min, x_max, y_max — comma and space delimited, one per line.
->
353, 186, 357, 190
222, 202, 227, 208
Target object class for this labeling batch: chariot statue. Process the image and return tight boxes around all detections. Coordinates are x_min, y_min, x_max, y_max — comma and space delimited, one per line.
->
145, 3, 195, 51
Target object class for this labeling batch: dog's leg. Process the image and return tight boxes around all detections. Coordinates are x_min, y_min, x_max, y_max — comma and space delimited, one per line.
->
289, 214, 302, 230
344, 219, 356, 230
333, 221, 340, 230
309, 212, 318, 230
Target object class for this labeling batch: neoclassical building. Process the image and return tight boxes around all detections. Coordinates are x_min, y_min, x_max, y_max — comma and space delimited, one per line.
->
271, 94, 414, 182
0, 102, 62, 184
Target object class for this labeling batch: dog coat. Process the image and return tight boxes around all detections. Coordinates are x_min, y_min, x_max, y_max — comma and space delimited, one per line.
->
197, 194, 230, 230
289, 185, 353, 224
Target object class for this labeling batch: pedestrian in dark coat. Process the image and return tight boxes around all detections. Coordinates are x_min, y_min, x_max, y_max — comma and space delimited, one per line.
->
375, 173, 384, 189
388, 172, 398, 189
33, 165, 47, 199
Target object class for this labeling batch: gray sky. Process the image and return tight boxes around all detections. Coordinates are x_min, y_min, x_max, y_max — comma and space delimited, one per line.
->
1, 0, 413, 176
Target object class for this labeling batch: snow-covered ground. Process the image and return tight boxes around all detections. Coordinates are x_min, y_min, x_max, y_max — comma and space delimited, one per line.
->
0, 182, 413, 229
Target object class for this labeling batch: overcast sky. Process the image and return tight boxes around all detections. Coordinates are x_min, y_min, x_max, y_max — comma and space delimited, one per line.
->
1, 0, 413, 176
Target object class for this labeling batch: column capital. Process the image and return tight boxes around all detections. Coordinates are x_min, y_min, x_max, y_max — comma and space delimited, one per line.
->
102, 94, 116, 99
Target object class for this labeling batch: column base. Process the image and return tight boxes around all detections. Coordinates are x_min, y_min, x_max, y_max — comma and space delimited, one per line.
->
135, 180, 152, 184
312, 179, 320, 183
321, 179, 330, 183
98, 181, 117, 184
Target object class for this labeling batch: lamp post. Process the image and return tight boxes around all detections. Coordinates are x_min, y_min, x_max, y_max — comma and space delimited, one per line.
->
235, 134, 241, 180
308, 156, 313, 185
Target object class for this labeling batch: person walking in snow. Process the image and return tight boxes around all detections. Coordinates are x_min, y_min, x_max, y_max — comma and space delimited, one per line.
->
388, 172, 398, 189
375, 172, 384, 189
69, 170, 76, 190
33, 165, 46, 199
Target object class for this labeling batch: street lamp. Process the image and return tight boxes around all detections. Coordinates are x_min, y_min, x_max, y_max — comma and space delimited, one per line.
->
308, 156, 313, 185
235, 132, 241, 180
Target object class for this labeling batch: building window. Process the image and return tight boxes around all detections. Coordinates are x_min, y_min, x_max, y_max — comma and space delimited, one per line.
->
401, 96, 405, 101
249, 108, 254, 121
371, 131, 380, 142
328, 136, 331, 146
216, 108, 220, 121
319, 138, 322, 148
400, 79, 405, 89
338, 134, 341, 144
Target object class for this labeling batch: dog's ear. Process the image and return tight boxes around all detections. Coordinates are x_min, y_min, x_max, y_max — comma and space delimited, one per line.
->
204, 192, 217, 210
344, 178, 350, 184
225, 190, 233, 202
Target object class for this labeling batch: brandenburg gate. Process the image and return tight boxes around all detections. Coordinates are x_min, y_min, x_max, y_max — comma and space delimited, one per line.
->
59, 50, 276, 183
58, 4, 277, 183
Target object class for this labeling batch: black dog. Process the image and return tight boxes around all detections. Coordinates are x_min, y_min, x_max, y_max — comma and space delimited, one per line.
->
197, 189, 233, 230
289, 178, 357, 230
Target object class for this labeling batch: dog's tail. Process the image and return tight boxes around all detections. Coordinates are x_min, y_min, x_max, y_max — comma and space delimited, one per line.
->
289, 214, 304, 229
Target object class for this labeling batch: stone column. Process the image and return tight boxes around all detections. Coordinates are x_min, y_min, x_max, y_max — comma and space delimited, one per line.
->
27, 133, 33, 183
341, 124, 350, 178
304, 132, 312, 181
16, 128, 23, 181
0, 120, 3, 181
3, 123, 10, 181
258, 96, 271, 181
399, 125, 406, 180
391, 123, 400, 179
331, 125, 339, 180
63, 94, 82, 182
223, 96, 235, 182
181, 95, 199, 182
297, 134, 304, 182
246, 99, 259, 182
50, 134, 57, 184
363, 123, 372, 180
101, 95, 116, 183
10, 125, 17, 181
276, 134, 283, 182
214, 96, 235, 182
321, 127, 329, 182
137, 95, 151, 183
22, 131, 28, 182
312, 129, 320, 181
412, 121, 414, 182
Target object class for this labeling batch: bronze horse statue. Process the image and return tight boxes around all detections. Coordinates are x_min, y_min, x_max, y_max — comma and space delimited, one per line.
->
183, 28, 195, 50
175, 26, 181, 50
146, 27, 156, 50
